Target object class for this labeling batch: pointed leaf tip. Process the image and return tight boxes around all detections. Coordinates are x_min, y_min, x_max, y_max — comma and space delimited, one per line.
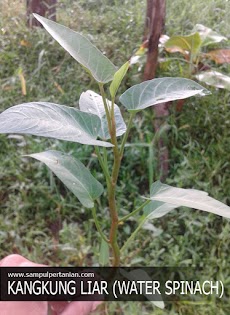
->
119, 77, 210, 112
146, 181, 230, 219
33, 14, 116, 83
110, 61, 130, 99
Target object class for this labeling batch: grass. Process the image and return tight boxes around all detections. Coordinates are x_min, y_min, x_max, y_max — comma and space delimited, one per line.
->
0, 0, 230, 314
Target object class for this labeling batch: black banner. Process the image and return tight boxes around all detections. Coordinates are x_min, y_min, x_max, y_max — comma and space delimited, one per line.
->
0, 267, 225, 302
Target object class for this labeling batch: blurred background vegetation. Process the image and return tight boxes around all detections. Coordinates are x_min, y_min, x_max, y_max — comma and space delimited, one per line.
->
0, 0, 229, 314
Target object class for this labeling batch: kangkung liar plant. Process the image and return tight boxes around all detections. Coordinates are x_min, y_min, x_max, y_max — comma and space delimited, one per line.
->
1, 15, 230, 287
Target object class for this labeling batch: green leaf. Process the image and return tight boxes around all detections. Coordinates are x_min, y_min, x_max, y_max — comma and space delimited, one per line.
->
164, 33, 202, 56
79, 90, 126, 139
192, 24, 227, 47
34, 14, 116, 84
144, 200, 178, 220
119, 78, 210, 112
0, 102, 112, 147
27, 150, 103, 208
146, 181, 230, 219
109, 61, 130, 99
195, 71, 230, 90
99, 239, 109, 266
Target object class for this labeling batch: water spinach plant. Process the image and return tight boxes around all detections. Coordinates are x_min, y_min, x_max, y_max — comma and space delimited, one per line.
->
0, 15, 230, 268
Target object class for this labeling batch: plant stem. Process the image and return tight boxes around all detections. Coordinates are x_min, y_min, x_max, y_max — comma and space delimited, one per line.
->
108, 121, 120, 266
99, 84, 120, 266
98, 87, 137, 266
92, 206, 109, 243
108, 111, 137, 265
118, 199, 151, 223
120, 218, 146, 253
120, 112, 135, 158
94, 146, 111, 187
108, 185, 120, 266
98, 83, 112, 134
103, 147, 108, 168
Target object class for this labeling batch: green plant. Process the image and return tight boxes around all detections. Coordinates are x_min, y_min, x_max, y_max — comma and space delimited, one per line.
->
0, 14, 229, 276
162, 24, 230, 90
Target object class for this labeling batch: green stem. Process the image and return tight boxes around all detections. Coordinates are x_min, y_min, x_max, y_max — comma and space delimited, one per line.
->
94, 146, 111, 186
97, 87, 137, 266
120, 112, 135, 158
188, 52, 195, 77
92, 206, 109, 243
118, 199, 151, 223
108, 187, 120, 266
108, 111, 137, 265
108, 137, 120, 266
103, 147, 108, 168
120, 218, 146, 253
98, 83, 112, 135
98, 84, 120, 266
110, 98, 115, 116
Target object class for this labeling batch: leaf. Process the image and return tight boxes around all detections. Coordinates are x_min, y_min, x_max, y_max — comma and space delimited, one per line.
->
119, 77, 210, 112
192, 24, 227, 46
110, 61, 130, 99
195, 71, 230, 90
34, 14, 116, 84
99, 239, 109, 266
0, 102, 113, 147
164, 33, 202, 56
79, 90, 126, 139
146, 181, 230, 219
144, 200, 178, 221
27, 150, 103, 208
205, 49, 230, 64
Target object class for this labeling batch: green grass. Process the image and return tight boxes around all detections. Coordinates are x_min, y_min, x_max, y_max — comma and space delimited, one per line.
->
0, 0, 230, 314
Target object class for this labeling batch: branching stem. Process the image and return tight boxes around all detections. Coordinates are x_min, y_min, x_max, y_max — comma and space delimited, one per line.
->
97, 85, 137, 266
120, 218, 146, 253
98, 84, 120, 266
118, 199, 151, 223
